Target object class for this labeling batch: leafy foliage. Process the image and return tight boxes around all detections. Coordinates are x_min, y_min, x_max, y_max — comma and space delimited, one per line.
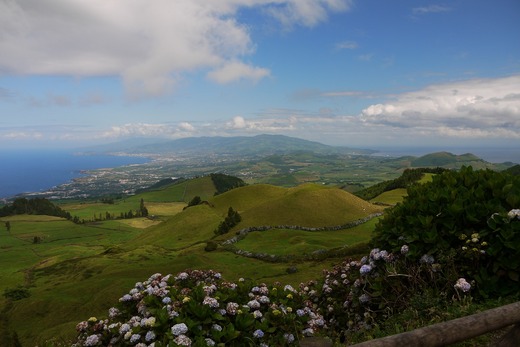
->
371, 166, 520, 296
187, 196, 202, 208
214, 207, 242, 235
210, 174, 246, 196
0, 198, 71, 219
73, 270, 320, 346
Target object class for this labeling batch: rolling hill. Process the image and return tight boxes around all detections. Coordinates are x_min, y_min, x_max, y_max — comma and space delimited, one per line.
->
410, 151, 487, 168
0, 177, 383, 345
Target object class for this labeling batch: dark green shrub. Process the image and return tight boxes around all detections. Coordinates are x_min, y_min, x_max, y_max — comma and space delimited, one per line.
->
187, 196, 202, 207
371, 166, 520, 296
213, 207, 241, 235
205, 241, 218, 252
3, 286, 30, 301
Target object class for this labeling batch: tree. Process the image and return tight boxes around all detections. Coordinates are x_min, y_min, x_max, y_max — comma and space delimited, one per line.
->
213, 207, 241, 235
139, 198, 149, 217
187, 196, 202, 207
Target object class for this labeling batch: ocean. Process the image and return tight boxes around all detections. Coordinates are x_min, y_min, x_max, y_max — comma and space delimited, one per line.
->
0, 150, 149, 199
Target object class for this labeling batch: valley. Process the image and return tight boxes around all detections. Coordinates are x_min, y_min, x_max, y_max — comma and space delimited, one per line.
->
0, 137, 518, 346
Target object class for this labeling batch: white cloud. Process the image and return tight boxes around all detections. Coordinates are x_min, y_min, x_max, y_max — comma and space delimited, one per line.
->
358, 54, 373, 61
265, 0, 352, 28
207, 61, 270, 84
178, 122, 196, 132
0, 0, 351, 96
2, 131, 43, 140
225, 115, 297, 132
360, 75, 520, 139
336, 40, 358, 50
100, 121, 198, 139
101, 123, 175, 138
412, 5, 451, 15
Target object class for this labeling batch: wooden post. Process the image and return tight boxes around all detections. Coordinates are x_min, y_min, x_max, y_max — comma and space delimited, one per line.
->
300, 337, 333, 347
350, 301, 520, 347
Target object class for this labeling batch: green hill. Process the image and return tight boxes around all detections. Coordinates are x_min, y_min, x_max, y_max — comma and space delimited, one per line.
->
228, 183, 381, 228
0, 178, 383, 346
410, 151, 486, 168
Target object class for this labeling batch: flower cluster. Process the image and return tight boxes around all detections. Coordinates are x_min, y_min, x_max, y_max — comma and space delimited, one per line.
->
454, 278, 471, 293
459, 232, 488, 255
507, 209, 520, 220
74, 243, 481, 346
73, 270, 320, 346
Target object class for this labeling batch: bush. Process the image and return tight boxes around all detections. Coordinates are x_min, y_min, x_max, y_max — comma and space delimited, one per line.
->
204, 241, 218, 252
72, 248, 477, 346
371, 166, 520, 296
3, 286, 30, 301
73, 270, 323, 346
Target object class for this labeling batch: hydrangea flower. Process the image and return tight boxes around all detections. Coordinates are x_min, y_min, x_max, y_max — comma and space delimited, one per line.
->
420, 254, 435, 264
120, 294, 133, 302
226, 302, 239, 315
400, 245, 409, 255
258, 295, 270, 304
284, 333, 295, 343
130, 334, 141, 343
247, 299, 260, 309
145, 330, 156, 342
84, 334, 99, 346
119, 323, 131, 334
176, 272, 189, 280
253, 329, 264, 338
202, 296, 219, 308
174, 334, 192, 346
508, 209, 520, 220
359, 293, 370, 304
454, 278, 471, 293
359, 264, 372, 275
171, 323, 188, 336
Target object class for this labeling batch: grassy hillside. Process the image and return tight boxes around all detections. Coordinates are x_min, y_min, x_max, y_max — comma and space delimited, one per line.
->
212, 183, 381, 228
0, 180, 383, 346
410, 151, 497, 169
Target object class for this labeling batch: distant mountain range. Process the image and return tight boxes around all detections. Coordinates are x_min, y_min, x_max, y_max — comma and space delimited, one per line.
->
80, 134, 376, 157
79, 134, 516, 170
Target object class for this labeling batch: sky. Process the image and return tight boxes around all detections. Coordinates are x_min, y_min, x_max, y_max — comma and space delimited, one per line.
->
0, 0, 519, 151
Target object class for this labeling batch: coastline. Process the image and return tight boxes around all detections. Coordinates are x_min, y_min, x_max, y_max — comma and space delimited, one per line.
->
0, 150, 150, 200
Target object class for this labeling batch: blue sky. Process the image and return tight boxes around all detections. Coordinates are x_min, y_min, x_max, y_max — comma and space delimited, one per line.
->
0, 0, 519, 150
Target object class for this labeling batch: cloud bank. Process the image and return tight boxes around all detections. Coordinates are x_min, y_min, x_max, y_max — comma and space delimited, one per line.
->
0, 0, 351, 96
360, 75, 520, 139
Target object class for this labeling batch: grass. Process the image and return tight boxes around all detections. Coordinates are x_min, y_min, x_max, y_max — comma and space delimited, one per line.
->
215, 183, 383, 228
371, 188, 407, 205
0, 182, 384, 346
235, 218, 379, 256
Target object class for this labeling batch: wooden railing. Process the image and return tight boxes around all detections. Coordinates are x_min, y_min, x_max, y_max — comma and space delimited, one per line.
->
301, 301, 520, 347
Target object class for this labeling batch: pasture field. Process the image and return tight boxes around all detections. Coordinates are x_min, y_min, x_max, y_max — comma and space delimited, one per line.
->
234, 218, 379, 256
1, 181, 382, 346
371, 188, 408, 205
